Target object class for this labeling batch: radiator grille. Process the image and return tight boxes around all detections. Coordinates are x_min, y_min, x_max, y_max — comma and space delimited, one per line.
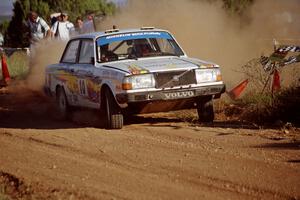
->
154, 70, 196, 88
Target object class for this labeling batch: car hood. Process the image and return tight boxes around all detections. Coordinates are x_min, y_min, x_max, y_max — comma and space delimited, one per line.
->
100, 57, 217, 75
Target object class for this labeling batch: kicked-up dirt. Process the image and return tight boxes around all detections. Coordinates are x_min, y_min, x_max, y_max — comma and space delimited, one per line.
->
0, 87, 299, 200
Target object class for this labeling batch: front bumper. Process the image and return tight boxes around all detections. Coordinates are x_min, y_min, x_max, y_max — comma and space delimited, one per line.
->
116, 84, 226, 103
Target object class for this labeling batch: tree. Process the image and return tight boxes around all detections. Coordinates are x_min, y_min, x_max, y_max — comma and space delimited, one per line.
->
192, 0, 255, 16
5, 1, 30, 47
222, 0, 254, 16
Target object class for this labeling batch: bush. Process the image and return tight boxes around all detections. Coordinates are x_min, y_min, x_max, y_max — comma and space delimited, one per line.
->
238, 86, 300, 125
272, 86, 300, 124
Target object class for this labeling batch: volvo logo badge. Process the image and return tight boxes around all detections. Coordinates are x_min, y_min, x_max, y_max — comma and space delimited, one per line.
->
172, 75, 180, 81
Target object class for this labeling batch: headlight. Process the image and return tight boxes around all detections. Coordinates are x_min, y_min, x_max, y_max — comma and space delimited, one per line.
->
195, 68, 222, 83
122, 74, 155, 90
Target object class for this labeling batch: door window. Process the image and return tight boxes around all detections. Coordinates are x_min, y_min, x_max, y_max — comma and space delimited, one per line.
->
79, 40, 95, 64
61, 40, 80, 63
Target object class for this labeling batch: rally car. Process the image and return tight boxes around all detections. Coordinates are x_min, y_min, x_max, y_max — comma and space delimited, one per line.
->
44, 27, 225, 129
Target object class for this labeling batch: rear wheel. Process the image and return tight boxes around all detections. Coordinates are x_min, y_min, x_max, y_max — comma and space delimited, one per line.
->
197, 97, 214, 123
56, 87, 70, 120
103, 88, 123, 129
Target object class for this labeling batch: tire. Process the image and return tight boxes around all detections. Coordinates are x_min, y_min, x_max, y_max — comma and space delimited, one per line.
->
197, 97, 214, 123
56, 87, 70, 120
103, 88, 123, 129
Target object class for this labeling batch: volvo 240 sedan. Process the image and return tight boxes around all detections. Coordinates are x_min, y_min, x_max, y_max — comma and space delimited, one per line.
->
44, 27, 225, 129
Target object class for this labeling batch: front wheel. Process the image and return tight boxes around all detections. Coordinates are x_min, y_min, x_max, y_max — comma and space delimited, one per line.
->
103, 89, 123, 129
197, 97, 214, 123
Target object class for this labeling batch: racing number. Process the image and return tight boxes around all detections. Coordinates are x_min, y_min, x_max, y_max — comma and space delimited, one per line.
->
79, 79, 86, 95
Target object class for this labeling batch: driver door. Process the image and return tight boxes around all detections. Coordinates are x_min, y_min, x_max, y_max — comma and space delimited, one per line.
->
73, 39, 100, 108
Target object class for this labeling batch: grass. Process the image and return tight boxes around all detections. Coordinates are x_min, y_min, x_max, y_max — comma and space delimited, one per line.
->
1, 51, 29, 80
0, 193, 11, 200
0, 185, 11, 200
226, 86, 300, 126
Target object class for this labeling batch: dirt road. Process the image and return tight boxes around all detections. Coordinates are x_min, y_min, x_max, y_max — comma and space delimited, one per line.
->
0, 88, 299, 200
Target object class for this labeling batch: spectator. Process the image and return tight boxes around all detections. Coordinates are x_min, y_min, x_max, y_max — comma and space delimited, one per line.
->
51, 12, 74, 41
50, 13, 62, 27
26, 11, 51, 44
74, 16, 84, 35
81, 15, 95, 33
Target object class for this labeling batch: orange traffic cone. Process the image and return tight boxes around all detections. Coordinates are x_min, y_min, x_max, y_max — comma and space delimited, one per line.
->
272, 69, 280, 92
1, 54, 10, 86
227, 79, 249, 100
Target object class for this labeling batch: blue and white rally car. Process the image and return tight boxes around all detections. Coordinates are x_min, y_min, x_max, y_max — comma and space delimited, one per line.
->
44, 27, 225, 129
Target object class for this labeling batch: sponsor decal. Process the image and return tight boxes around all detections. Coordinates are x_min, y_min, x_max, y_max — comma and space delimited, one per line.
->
164, 91, 194, 99
54, 69, 100, 103
128, 64, 149, 75
86, 79, 100, 103
97, 31, 172, 46
54, 70, 79, 94
199, 64, 214, 68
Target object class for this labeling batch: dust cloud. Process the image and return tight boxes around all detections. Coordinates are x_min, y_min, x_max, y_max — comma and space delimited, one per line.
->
2, 39, 65, 122
4, 40, 64, 95
21, 0, 300, 92
25, 39, 66, 91
100, 0, 300, 87
3, 0, 299, 126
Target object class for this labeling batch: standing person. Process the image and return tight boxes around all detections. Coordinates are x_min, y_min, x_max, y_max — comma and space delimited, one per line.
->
83, 14, 95, 33
51, 12, 74, 41
26, 11, 51, 44
74, 16, 83, 35
50, 13, 62, 27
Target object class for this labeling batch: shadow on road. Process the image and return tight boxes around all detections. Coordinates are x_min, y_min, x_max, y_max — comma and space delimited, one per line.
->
253, 141, 300, 150
197, 120, 260, 130
0, 89, 286, 130
287, 160, 300, 163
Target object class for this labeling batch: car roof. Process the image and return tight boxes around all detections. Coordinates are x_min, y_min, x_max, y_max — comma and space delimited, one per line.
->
71, 28, 170, 40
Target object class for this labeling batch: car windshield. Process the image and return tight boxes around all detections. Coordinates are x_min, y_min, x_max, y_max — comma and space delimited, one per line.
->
96, 31, 184, 63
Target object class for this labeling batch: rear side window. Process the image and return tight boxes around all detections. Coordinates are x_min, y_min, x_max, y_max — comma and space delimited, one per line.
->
61, 40, 80, 63
79, 40, 94, 64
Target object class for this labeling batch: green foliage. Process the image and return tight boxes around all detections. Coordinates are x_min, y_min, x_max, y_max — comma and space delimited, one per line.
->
0, 185, 11, 200
223, 0, 254, 16
235, 86, 300, 125
45, 0, 116, 21
193, 0, 255, 16
0, 193, 11, 200
5, 1, 30, 47
99, 1, 116, 16
272, 86, 300, 124
239, 91, 273, 107
0, 20, 9, 35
